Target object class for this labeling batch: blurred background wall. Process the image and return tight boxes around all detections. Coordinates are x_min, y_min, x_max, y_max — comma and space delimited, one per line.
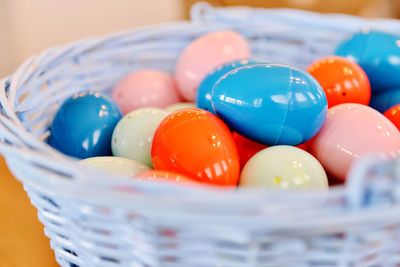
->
0, 0, 185, 77
1, 0, 400, 78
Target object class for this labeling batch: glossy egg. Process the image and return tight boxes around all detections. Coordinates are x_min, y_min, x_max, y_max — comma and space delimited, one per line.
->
309, 103, 400, 182
370, 88, 400, 113
111, 70, 181, 115
151, 108, 240, 186
79, 156, 150, 176
335, 30, 400, 91
165, 102, 196, 113
135, 170, 195, 184
296, 141, 310, 152
232, 132, 268, 169
49, 91, 122, 159
240, 146, 328, 190
307, 56, 371, 108
112, 108, 169, 167
197, 59, 259, 114
211, 63, 328, 146
384, 104, 400, 131
174, 30, 251, 101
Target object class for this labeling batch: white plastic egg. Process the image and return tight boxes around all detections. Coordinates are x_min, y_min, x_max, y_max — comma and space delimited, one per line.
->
79, 156, 150, 176
111, 108, 169, 167
240, 146, 328, 190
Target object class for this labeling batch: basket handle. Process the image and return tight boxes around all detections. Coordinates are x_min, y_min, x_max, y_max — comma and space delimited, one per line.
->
190, 2, 215, 24
190, 2, 257, 25
0, 76, 55, 155
346, 155, 400, 208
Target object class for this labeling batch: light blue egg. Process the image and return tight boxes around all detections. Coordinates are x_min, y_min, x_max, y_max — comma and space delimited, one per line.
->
336, 30, 400, 91
197, 59, 260, 114
211, 64, 327, 145
49, 91, 122, 159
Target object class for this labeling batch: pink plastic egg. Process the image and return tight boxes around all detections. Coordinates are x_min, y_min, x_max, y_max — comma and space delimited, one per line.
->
174, 30, 251, 101
309, 103, 400, 182
111, 70, 181, 115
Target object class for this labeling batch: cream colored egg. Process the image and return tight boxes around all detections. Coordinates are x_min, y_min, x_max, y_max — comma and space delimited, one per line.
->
240, 145, 328, 190
111, 108, 169, 167
165, 102, 196, 113
79, 156, 150, 176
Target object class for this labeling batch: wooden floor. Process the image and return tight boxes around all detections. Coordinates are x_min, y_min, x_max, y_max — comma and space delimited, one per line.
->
0, 156, 58, 266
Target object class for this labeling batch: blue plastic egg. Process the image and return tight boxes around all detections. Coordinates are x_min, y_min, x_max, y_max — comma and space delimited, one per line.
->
49, 91, 122, 159
370, 88, 400, 113
335, 30, 400, 91
211, 63, 328, 145
197, 59, 259, 114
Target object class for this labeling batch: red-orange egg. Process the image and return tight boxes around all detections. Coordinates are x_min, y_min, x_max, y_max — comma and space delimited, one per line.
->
151, 108, 240, 186
296, 139, 311, 152
135, 170, 194, 184
307, 56, 371, 108
232, 132, 268, 169
384, 104, 400, 131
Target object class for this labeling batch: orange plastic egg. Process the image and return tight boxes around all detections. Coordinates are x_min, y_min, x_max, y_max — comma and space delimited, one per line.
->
307, 56, 371, 108
135, 170, 194, 184
296, 140, 311, 152
232, 132, 310, 169
151, 108, 240, 186
384, 104, 400, 131
232, 132, 268, 169
114, 170, 194, 193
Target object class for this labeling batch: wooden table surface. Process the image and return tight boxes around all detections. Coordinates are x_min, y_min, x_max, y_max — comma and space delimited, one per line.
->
0, 156, 58, 266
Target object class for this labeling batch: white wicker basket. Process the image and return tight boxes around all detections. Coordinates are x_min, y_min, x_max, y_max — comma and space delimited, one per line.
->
2, 3, 400, 266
